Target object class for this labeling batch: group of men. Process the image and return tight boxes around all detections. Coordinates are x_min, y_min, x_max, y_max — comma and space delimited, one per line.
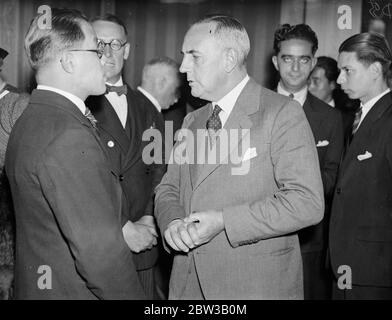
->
3, 8, 392, 300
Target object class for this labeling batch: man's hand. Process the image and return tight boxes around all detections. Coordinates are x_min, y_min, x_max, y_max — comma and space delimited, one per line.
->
164, 219, 198, 253
122, 220, 158, 253
184, 210, 225, 247
136, 215, 157, 234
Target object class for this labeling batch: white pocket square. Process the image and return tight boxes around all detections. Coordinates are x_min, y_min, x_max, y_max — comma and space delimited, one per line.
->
357, 151, 372, 161
242, 147, 257, 162
316, 140, 329, 147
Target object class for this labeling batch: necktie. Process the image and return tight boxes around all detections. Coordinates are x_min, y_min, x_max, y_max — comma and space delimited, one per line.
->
289, 93, 294, 99
84, 107, 98, 129
352, 106, 363, 135
106, 84, 128, 96
206, 105, 222, 143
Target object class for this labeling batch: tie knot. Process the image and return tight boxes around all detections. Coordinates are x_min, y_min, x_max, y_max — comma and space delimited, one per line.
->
106, 84, 127, 96
289, 93, 294, 99
206, 104, 222, 132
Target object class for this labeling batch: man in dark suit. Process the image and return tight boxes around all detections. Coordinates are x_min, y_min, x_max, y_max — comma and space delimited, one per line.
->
272, 24, 344, 299
330, 32, 392, 299
5, 8, 145, 300
87, 14, 166, 299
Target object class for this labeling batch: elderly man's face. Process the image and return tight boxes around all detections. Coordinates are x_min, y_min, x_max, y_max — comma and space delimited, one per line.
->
180, 23, 226, 101
92, 20, 130, 84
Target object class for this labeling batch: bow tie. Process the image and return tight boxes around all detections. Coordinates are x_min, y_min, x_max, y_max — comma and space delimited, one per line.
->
106, 84, 127, 96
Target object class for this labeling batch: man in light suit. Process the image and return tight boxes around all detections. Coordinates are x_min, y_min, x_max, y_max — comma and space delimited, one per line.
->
5, 8, 145, 299
87, 14, 165, 299
330, 32, 392, 299
272, 24, 344, 299
154, 15, 324, 300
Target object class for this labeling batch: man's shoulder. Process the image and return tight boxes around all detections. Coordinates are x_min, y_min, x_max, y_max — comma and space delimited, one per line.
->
307, 92, 341, 118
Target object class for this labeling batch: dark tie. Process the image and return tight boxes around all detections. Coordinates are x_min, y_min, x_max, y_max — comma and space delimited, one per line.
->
206, 105, 222, 144
106, 84, 128, 96
289, 93, 294, 99
352, 106, 363, 135
84, 107, 98, 129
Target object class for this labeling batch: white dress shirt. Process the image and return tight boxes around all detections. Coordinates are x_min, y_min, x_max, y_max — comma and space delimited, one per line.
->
37, 85, 86, 114
137, 86, 162, 113
358, 88, 391, 128
328, 99, 335, 108
212, 74, 250, 127
277, 82, 308, 106
105, 77, 128, 128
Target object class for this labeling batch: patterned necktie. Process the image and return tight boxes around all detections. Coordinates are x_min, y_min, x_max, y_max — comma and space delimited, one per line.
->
206, 104, 222, 144
84, 107, 98, 129
352, 106, 363, 135
106, 84, 128, 96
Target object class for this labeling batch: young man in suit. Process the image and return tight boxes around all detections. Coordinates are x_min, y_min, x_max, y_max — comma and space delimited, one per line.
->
87, 14, 166, 299
272, 24, 344, 299
330, 32, 392, 299
154, 15, 324, 299
5, 9, 145, 299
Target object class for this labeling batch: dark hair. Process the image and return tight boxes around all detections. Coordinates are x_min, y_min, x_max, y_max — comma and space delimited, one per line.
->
315, 56, 339, 83
90, 13, 128, 36
25, 8, 88, 69
273, 24, 318, 55
339, 32, 392, 80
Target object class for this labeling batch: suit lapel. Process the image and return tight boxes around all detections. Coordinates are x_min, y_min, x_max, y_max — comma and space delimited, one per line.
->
339, 91, 392, 183
192, 79, 259, 191
302, 94, 321, 141
91, 95, 131, 155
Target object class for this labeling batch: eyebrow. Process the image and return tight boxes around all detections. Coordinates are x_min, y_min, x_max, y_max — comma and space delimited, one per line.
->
281, 54, 312, 59
181, 49, 201, 55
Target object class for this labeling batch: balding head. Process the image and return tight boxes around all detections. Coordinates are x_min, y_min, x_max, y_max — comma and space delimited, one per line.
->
141, 57, 181, 109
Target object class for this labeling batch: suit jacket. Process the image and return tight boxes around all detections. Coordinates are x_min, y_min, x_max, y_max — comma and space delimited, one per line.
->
329, 91, 392, 288
299, 93, 344, 253
86, 85, 165, 271
5, 89, 145, 299
155, 78, 324, 299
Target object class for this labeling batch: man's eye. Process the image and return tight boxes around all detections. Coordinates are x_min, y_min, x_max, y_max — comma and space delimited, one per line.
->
300, 58, 310, 64
282, 57, 293, 63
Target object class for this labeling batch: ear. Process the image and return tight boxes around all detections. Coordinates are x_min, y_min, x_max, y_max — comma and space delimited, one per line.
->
123, 42, 130, 60
272, 55, 279, 71
224, 48, 237, 73
60, 51, 74, 74
370, 61, 383, 79
329, 80, 336, 91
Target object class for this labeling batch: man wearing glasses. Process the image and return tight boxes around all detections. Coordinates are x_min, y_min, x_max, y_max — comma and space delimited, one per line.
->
272, 24, 344, 299
5, 8, 145, 299
87, 14, 166, 299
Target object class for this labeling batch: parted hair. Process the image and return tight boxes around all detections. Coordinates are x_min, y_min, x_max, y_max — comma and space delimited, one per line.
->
193, 15, 250, 66
273, 23, 318, 55
339, 32, 392, 81
24, 8, 88, 70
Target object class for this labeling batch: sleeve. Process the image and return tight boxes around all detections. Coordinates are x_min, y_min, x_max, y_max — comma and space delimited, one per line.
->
154, 113, 194, 235
223, 100, 325, 247
320, 110, 344, 199
37, 128, 145, 300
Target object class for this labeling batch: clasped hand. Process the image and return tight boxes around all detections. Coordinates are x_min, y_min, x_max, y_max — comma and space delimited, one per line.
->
122, 216, 158, 253
164, 210, 224, 252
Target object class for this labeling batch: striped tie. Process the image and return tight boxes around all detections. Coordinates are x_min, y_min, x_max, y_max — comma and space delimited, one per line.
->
84, 107, 98, 129
352, 106, 363, 136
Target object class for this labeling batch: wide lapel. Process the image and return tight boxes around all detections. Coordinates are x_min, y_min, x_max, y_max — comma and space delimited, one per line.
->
193, 78, 259, 191
302, 93, 321, 141
91, 95, 131, 155
339, 91, 392, 184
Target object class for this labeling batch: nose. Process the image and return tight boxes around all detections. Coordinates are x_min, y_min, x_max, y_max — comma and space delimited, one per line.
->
103, 44, 113, 58
336, 71, 345, 85
179, 56, 189, 74
291, 60, 300, 72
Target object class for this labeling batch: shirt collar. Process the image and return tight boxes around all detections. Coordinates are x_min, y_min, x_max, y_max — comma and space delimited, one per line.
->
137, 86, 162, 112
277, 82, 308, 106
361, 88, 391, 111
36, 85, 86, 114
106, 76, 123, 87
328, 99, 335, 107
213, 74, 250, 114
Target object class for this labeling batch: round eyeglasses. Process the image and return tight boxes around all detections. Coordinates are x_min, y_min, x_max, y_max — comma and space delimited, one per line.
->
97, 39, 127, 51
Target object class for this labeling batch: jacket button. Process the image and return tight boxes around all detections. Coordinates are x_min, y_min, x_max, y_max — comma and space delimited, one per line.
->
336, 187, 341, 194
119, 175, 124, 181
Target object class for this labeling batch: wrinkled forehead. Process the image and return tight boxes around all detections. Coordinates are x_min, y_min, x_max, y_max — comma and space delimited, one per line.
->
92, 20, 126, 41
